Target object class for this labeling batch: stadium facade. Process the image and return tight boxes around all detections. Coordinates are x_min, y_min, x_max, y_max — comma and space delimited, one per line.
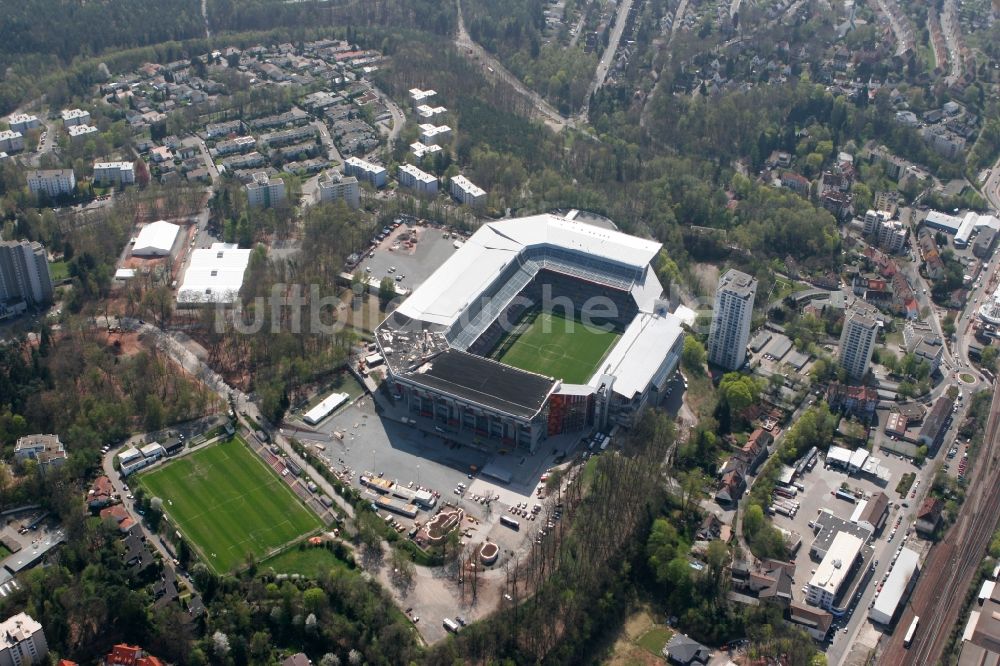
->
375, 214, 685, 453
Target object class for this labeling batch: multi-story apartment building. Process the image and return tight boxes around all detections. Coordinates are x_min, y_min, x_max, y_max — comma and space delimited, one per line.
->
317, 173, 360, 209
397, 164, 437, 195
450, 175, 486, 206
0, 240, 53, 306
92, 162, 135, 187
245, 172, 286, 208
26, 169, 75, 198
839, 302, 880, 379
0, 131, 24, 154
707, 269, 757, 370
7, 114, 39, 134
0, 612, 48, 665
344, 157, 387, 188
61, 108, 91, 127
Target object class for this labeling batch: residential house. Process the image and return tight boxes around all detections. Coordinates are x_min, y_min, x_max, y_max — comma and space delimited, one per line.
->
788, 601, 834, 641
715, 468, 746, 507
915, 497, 943, 538
826, 383, 879, 421
662, 634, 711, 666
781, 171, 811, 197
87, 476, 115, 510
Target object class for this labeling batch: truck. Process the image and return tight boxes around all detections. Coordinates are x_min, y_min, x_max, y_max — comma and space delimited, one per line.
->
835, 488, 856, 503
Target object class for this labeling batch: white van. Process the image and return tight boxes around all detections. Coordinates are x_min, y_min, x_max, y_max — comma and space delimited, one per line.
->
443, 618, 460, 633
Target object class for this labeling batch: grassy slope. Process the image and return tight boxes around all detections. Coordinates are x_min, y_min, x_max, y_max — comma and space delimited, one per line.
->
139, 436, 321, 573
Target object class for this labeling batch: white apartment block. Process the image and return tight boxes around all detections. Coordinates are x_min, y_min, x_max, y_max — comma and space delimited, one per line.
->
450, 175, 486, 206
61, 108, 91, 127
92, 161, 135, 187
839, 303, 880, 380
7, 114, 40, 134
409, 88, 437, 109
398, 164, 437, 195
67, 124, 98, 142
862, 209, 890, 236
876, 220, 907, 254
0, 131, 23, 154
212, 135, 256, 156
410, 141, 442, 159
0, 240, 53, 306
418, 123, 451, 146
707, 269, 757, 370
26, 169, 76, 198
0, 612, 48, 666
317, 173, 361, 209
246, 172, 286, 208
344, 156, 387, 188
415, 104, 447, 119
204, 119, 243, 138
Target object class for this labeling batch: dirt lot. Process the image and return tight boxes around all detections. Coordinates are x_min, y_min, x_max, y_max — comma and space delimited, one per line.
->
605, 609, 674, 666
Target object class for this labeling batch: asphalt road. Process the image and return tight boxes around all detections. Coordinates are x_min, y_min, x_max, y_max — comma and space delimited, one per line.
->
454, 0, 571, 131
582, 0, 636, 118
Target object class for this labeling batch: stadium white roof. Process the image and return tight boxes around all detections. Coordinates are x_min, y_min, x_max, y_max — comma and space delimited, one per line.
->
395, 214, 662, 327
870, 547, 919, 624
809, 532, 863, 596
591, 311, 683, 398
177, 243, 252, 305
133, 220, 180, 256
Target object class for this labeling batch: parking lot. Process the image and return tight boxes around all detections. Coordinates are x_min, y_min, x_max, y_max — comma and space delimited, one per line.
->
767, 449, 925, 627
356, 223, 464, 294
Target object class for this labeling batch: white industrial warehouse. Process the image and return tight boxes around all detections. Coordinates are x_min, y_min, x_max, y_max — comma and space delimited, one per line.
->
303, 391, 350, 425
176, 243, 252, 305
132, 220, 181, 257
869, 547, 920, 625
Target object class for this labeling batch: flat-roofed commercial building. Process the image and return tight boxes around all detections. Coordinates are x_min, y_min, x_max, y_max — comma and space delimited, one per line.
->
869, 547, 920, 625
806, 532, 864, 611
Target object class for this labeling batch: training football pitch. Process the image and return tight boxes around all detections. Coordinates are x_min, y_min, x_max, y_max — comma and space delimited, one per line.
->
493, 310, 621, 384
139, 436, 321, 574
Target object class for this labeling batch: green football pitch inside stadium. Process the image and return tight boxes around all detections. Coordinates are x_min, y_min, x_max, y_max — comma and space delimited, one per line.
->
493, 310, 621, 384
139, 436, 321, 574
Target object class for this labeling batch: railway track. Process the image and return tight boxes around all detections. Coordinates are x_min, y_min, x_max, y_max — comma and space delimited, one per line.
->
879, 388, 1000, 665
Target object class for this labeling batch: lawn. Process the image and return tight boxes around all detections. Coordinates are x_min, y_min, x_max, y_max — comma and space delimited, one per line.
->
263, 546, 353, 578
139, 436, 322, 574
49, 260, 69, 282
635, 626, 674, 655
492, 310, 621, 384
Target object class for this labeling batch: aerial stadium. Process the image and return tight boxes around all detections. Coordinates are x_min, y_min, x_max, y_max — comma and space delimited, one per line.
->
374, 213, 685, 454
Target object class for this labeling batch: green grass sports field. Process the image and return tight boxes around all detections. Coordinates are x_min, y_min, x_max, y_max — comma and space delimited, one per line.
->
139, 436, 321, 574
493, 310, 620, 384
